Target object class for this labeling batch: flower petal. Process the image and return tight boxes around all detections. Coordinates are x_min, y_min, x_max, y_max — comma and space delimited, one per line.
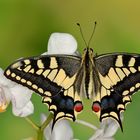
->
47, 33, 77, 54
0, 68, 15, 88
89, 116, 123, 140
10, 84, 32, 109
12, 101, 34, 117
51, 119, 73, 140
0, 87, 9, 112
0, 68, 34, 116
41, 114, 73, 140
102, 114, 123, 138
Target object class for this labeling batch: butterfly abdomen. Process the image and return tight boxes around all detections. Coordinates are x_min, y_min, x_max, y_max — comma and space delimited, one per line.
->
82, 48, 101, 99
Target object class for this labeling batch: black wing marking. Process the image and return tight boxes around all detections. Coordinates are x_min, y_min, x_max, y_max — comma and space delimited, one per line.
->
94, 53, 140, 130
42, 86, 82, 128
4, 54, 82, 126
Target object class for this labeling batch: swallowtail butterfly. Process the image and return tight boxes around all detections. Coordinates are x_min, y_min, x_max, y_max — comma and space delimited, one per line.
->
4, 34, 140, 131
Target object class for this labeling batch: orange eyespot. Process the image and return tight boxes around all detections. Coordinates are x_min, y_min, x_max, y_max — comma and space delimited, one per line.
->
92, 102, 101, 112
74, 102, 83, 112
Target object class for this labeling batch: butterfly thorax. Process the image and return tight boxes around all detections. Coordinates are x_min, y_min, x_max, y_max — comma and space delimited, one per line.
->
81, 48, 101, 99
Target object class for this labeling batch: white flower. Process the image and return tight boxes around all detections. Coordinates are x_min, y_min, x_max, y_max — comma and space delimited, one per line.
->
42, 32, 79, 56
88, 117, 123, 140
47, 33, 77, 54
41, 114, 73, 140
0, 68, 33, 117
75, 116, 123, 140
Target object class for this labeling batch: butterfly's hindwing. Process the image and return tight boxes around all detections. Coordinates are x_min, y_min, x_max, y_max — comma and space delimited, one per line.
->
95, 53, 140, 129
43, 86, 78, 127
4, 54, 82, 126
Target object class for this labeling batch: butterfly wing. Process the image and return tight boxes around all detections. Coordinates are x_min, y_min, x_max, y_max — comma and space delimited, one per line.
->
4, 54, 82, 127
94, 53, 140, 130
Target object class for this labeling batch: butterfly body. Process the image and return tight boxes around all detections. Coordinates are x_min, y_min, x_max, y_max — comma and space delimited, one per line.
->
77, 48, 101, 99
4, 47, 140, 130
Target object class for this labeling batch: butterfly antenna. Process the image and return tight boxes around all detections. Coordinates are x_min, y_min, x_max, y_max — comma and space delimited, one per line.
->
77, 23, 88, 47
87, 21, 97, 47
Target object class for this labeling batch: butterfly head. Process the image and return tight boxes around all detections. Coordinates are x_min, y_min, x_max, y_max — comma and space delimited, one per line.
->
82, 47, 95, 62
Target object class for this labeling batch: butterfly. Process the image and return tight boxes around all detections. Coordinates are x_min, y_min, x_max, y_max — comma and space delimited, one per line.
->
4, 32, 140, 131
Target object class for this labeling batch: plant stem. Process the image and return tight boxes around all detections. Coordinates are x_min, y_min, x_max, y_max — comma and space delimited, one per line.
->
41, 113, 54, 131
25, 117, 39, 131
76, 119, 98, 130
25, 113, 53, 140
38, 113, 54, 140
37, 128, 43, 140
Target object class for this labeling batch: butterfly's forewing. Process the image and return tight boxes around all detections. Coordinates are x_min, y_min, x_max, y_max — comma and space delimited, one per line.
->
95, 53, 140, 130
4, 54, 82, 126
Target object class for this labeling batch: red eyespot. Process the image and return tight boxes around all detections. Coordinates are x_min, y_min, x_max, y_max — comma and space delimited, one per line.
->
92, 102, 101, 112
74, 102, 83, 112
